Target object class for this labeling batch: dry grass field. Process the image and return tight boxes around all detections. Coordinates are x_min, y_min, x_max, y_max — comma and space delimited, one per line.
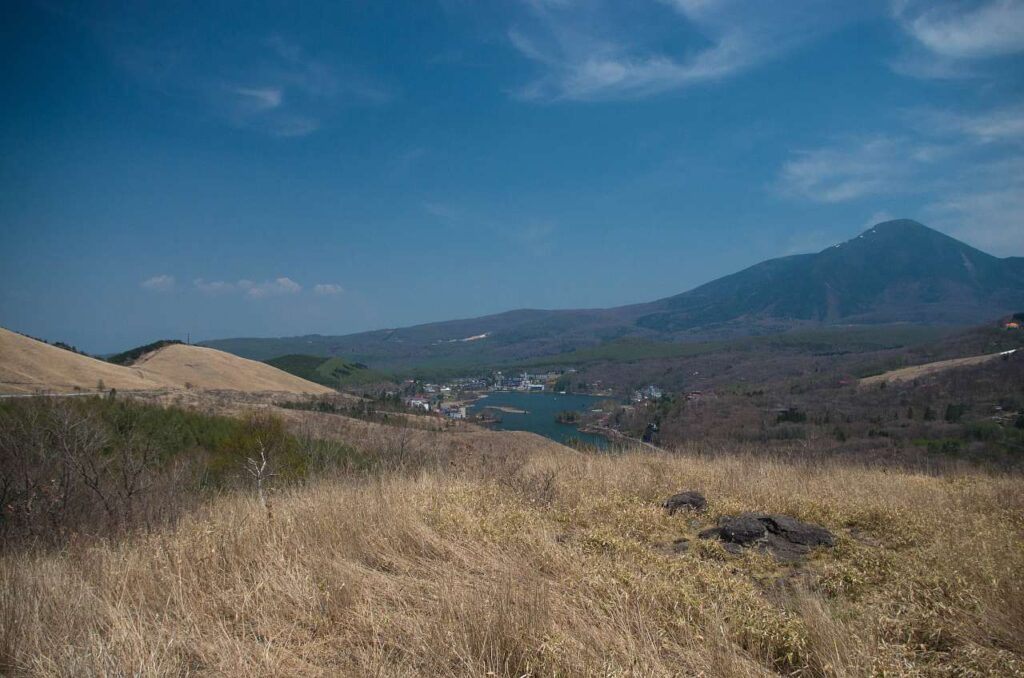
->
0, 327, 165, 394
3, 437, 1022, 677
132, 344, 334, 394
859, 350, 1017, 386
0, 328, 331, 395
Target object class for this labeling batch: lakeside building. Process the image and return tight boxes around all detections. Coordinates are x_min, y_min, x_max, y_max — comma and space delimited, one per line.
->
441, 404, 467, 420
406, 397, 431, 411
632, 385, 664, 402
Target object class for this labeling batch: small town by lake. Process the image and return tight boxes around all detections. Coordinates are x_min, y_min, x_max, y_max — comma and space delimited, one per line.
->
468, 391, 609, 448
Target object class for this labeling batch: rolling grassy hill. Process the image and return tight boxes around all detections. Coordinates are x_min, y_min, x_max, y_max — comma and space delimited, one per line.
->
0, 329, 333, 395
203, 220, 1024, 370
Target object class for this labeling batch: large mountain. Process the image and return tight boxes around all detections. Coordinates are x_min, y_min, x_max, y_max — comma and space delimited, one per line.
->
204, 220, 1024, 368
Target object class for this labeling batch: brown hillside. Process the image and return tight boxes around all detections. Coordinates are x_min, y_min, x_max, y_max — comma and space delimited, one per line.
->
859, 349, 1017, 386
133, 344, 334, 394
0, 327, 165, 394
0, 328, 332, 395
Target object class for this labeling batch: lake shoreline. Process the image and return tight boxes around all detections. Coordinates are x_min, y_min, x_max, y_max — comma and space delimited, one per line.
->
466, 391, 611, 448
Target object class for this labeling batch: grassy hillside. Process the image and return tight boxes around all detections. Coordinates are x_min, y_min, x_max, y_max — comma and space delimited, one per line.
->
265, 354, 386, 387
3, 433, 1022, 675
3, 349, 1024, 675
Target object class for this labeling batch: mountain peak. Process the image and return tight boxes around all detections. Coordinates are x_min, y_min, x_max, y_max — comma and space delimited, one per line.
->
857, 218, 936, 240
869, 218, 927, 232
843, 218, 971, 253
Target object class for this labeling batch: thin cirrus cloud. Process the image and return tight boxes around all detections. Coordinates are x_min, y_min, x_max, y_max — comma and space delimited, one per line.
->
506, 0, 866, 101
208, 37, 392, 138
46, 1, 394, 138
140, 274, 175, 291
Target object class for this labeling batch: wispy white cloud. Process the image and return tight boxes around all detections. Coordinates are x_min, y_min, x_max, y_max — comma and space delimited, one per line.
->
240, 277, 302, 298
777, 136, 936, 203
229, 86, 283, 111
140, 274, 175, 291
313, 283, 343, 296
193, 277, 303, 298
910, 103, 1024, 144
507, 0, 865, 101
893, 0, 1024, 60
776, 100, 1024, 255
48, 4, 395, 138
193, 279, 236, 295
889, 1, 1024, 81
923, 157, 1024, 253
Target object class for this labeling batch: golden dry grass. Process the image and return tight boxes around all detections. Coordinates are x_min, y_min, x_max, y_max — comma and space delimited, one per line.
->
859, 350, 1016, 386
0, 327, 165, 393
0, 327, 330, 395
133, 344, 333, 395
3, 440, 1022, 677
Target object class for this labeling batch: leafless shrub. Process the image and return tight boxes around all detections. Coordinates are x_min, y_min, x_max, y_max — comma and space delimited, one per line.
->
0, 399, 198, 545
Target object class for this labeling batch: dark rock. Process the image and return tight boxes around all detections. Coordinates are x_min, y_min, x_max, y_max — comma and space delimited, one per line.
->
669, 538, 690, 554
761, 533, 811, 562
715, 511, 769, 526
722, 543, 745, 555
662, 491, 707, 514
698, 527, 723, 540
696, 512, 835, 561
718, 515, 767, 545
762, 515, 835, 547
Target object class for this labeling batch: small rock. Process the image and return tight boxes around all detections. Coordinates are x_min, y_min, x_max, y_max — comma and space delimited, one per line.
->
669, 538, 690, 554
722, 543, 745, 555
662, 491, 707, 514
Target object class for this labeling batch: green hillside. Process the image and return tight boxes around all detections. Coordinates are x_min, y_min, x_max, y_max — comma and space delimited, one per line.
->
264, 354, 384, 388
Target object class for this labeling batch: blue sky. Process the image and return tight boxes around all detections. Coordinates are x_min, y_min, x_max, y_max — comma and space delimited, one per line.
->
2, 0, 1023, 353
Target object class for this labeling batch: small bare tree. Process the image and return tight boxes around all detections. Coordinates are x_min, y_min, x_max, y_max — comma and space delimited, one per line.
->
245, 437, 274, 512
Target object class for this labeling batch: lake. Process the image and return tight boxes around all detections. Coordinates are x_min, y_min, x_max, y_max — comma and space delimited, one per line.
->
468, 391, 610, 448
